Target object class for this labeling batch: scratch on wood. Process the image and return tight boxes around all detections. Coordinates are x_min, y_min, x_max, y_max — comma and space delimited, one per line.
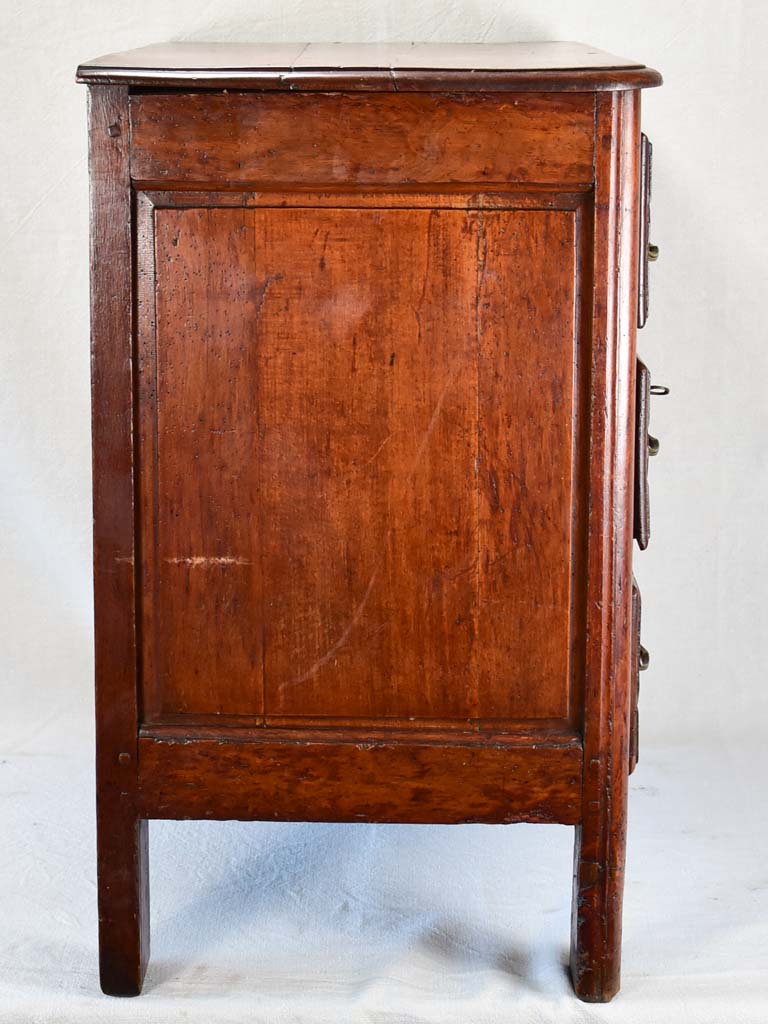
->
365, 434, 392, 465
292, 569, 379, 685
254, 273, 284, 318
408, 375, 455, 477
165, 556, 252, 567
435, 561, 478, 583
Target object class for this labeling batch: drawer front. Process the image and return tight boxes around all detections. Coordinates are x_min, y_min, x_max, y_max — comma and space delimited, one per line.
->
633, 357, 668, 549
629, 577, 649, 774
637, 133, 654, 328
633, 357, 652, 549
129, 91, 595, 187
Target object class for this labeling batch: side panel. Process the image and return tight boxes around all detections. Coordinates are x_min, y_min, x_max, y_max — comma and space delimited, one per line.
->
138, 198, 586, 726
150, 208, 265, 715
475, 210, 581, 716
253, 206, 478, 721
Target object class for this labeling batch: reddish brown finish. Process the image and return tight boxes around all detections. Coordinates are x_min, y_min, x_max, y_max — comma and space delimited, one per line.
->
81, 66, 663, 93
137, 731, 583, 824
570, 88, 640, 1003
129, 92, 596, 188
81, 41, 660, 1002
141, 205, 266, 717
139, 198, 584, 724
475, 207, 583, 721
76, 40, 662, 92
87, 84, 149, 996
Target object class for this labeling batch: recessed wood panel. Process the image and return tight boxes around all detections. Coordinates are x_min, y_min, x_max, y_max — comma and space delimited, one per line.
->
142, 201, 582, 724
150, 208, 265, 715
475, 211, 580, 714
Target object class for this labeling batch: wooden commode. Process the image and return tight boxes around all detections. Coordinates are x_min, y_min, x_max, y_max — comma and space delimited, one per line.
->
77, 41, 663, 1001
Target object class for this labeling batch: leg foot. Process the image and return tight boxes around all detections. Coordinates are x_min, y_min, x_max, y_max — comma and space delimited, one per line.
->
97, 815, 149, 996
569, 821, 626, 1002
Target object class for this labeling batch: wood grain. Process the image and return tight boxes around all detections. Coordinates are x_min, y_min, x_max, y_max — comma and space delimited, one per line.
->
77, 40, 662, 92
88, 83, 148, 997
150, 208, 265, 715
138, 732, 583, 825
475, 209, 580, 718
129, 92, 596, 187
255, 206, 477, 720
569, 87, 640, 1003
140, 200, 583, 724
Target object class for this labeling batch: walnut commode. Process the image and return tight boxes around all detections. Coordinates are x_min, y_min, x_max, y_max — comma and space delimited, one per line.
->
78, 41, 663, 1001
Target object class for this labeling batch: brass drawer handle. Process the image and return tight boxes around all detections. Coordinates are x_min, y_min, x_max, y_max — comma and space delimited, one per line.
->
648, 243, 660, 262
647, 385, 667, 457
639, 644, 650, 672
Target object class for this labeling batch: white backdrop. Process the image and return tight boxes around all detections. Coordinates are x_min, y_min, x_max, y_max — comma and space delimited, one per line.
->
1, 2, 767, 1021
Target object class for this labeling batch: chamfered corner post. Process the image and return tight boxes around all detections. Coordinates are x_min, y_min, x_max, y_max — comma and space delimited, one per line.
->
569, 87, 641, 1003
87, 80, 149, 995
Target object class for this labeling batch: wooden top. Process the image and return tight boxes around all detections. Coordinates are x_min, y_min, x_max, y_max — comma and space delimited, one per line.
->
77, 41, 662, 91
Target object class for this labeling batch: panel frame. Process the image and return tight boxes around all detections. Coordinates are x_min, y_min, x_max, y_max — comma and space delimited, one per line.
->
135, 186, 591, 735
137, 727, 583, 825
129, 90, 596, 189
88, 82, 149, 996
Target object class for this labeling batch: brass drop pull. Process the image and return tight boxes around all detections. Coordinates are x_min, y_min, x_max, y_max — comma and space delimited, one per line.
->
647, 385, 667, 458
639, 645, 650, 671
648, 243, 660, 262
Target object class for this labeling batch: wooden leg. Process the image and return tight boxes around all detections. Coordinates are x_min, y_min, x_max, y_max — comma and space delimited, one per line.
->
97, 813, 150, 996
569, 813, 627, 1002
564, 84, 637, 1006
